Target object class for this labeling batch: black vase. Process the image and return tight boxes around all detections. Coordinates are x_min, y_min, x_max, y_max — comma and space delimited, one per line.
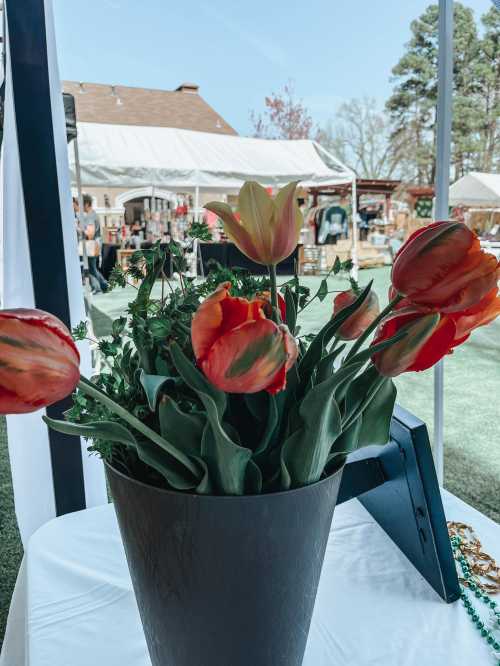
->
106, 462, 343, 666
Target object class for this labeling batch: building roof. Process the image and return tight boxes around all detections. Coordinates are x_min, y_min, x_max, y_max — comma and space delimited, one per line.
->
62, 81, 237, 136
309, 178, 401, 197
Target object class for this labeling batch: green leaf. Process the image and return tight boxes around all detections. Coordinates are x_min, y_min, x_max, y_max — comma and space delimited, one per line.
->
139, 370, 175, 411
201, 416, 252, 495
281, 373, 343, 488
317, 278, 329, 302
43, 416, 136, 447
149, 318, 172, 339
254, 394, 279, 457
170, 342, 226, 419
192, 456, 213, 494
112, 316, 127, 339
158, 396, 204, 456
170, 342, 251, 494
343, 365, 386, 428
134, 437, 199, 491
329, 417, 363, 459
357, 378, 397, 448
44, 416, 198, 491
344, 327, 408, 369
333, 256, 342, 274
284, 286, 297, 335
136, 252, 163, 315
245, 459, 263, 494
316, 344, 346, 383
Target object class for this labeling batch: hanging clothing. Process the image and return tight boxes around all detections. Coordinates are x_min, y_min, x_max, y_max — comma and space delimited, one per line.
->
317, 205, 347, 244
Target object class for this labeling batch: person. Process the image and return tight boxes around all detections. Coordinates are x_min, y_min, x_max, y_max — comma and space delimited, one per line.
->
80, 194, 108, 294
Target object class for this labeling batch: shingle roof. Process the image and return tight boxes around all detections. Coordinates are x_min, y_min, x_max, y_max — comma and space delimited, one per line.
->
62, 81, 237, 135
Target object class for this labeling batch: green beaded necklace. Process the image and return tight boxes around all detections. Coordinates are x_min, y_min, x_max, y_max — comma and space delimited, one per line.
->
449, 527, 500, 664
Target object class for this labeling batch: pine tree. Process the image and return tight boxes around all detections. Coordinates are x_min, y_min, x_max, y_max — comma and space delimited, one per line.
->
386, 3, 488, 184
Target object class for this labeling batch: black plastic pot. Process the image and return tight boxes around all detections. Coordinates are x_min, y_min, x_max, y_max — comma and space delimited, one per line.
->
106, 462, 343, 666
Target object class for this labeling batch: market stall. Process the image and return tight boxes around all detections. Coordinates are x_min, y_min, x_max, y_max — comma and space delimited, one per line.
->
68, 122, 355, 274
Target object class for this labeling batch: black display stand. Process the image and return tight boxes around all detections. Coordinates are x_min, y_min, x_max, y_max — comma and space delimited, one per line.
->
338, 405, 460, 603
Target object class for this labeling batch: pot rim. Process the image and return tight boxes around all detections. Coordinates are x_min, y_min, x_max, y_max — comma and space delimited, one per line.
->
105, 459, 344, 503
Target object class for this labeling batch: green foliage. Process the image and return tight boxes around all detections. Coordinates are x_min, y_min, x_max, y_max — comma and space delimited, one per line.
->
387, 2, 500, 182
48, 241, 400, 496
189, 220, 213, 242
72, 320, 88, 341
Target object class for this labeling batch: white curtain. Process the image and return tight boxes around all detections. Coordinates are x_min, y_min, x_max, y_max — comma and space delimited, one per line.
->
0, 0, 107, 545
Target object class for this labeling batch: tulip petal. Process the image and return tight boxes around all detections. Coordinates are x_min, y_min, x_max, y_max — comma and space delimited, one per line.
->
205, 201, 263, 264
452, 288, 500, 342
372, 310, 452, 377
333, 289, 380, 340
238, 181, 274, 264
191, 282, 264, 363
271, 181, 303, 265
201, 318, 289, 394
392, 221, 474, 296
0, 313, 80, 413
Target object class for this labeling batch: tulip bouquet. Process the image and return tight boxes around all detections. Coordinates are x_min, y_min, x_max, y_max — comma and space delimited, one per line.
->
2, 184, 499, 497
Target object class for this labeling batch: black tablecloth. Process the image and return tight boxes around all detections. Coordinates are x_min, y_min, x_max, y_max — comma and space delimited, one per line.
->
101, 244, 118, 280
199, 243, 298, 275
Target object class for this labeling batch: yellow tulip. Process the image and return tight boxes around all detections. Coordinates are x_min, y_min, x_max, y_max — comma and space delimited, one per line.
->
205, 181, 303, 266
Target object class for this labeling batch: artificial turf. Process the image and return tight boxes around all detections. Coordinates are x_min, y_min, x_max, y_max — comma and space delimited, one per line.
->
1, 266, 499, 645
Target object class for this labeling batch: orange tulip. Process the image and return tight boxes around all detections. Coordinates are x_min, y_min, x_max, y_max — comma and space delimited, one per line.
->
0, 309, 80, 414
333, 289, 380, 340
392, 221, 500, 313
372, 284, 500, 377
371, 308, 456, 377
204, 181, 302, 266
191, 282, 298, 394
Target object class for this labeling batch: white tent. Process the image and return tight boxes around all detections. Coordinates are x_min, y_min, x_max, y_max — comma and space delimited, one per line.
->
68, 122, 354, 191
449, 172, 500, 207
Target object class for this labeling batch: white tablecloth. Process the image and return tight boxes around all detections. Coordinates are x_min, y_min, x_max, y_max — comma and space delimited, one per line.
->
1, 490, 499, 666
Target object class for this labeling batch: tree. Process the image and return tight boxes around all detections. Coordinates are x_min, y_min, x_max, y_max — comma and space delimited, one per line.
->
475, 8, 500, 172
250, 81, 315, 140
317, 98, 408, 179
386, 3, 485, 184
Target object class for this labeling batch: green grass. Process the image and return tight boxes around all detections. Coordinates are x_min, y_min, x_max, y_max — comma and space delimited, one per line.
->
1, 266, 499, 645
0, 419, 23, 646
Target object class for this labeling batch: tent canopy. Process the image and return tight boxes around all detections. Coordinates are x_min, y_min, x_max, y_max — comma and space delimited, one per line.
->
69, 122, 354, 192
449, 172, 500, 208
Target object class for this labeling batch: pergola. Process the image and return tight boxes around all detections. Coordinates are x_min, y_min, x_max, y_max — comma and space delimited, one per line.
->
309, 178, 401, 217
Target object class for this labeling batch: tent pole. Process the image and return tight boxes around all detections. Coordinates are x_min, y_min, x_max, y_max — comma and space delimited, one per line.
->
434, 0, 454, 486
73, 137, 96, 302
194, 185, 200, 222
351, 175, 359, 280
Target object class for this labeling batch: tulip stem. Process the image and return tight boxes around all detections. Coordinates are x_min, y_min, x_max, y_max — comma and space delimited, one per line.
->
76, 377, 200, 478
268, 264, 281, 323
345, 293, 404, 362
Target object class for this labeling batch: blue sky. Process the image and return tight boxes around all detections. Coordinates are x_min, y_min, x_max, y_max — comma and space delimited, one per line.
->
53, 0, 494, 135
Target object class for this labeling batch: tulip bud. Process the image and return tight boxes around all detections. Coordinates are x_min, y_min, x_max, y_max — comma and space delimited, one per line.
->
0, 309, 80, 414
205, 181, 303, 266
371, 308, 456, 377
333, 289, 380, 340
191, 283, 298, 394
392, 221, 500, 313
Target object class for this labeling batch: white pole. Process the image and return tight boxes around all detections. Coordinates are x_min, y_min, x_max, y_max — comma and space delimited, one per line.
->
73, 138, 91, 298
351, 175, 359, 280
194, 185, 200, 222
434, 0, 454, 486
